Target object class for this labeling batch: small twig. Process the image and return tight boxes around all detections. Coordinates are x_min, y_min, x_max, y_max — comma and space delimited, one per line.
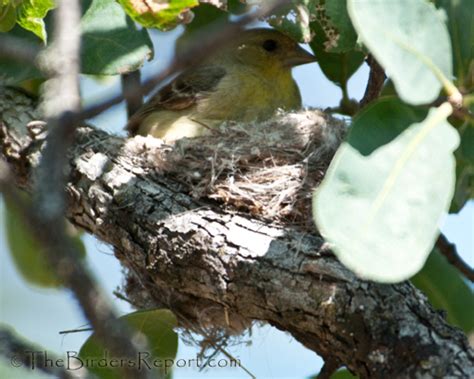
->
0, 326, 76, 379
359, 54, 386, 108
0, 34, 40, 63
113, 290, 141, 307
207, 341, 255, 379
121, 71, 143, 118
436, 233, 474, 282
24, 1, 154, 378
59, 327, 94, 335
168, 307, 256, 378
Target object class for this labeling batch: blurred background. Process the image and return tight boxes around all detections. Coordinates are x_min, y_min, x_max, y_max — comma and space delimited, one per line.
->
1, 24, 473, 379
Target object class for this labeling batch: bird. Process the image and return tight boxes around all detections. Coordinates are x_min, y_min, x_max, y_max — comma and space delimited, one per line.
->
126, 28, 317, 142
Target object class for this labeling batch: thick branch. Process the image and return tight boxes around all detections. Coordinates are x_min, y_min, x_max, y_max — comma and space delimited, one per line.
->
1, 88, 473, 378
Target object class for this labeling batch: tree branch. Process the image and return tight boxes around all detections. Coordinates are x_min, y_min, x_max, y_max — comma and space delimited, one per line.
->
121, 71, 143, 118
437, 233, 474, 282
360, 55, 386, 108
1, 88, 473, 378
0, 34, 40, 63
0, 326, 75, 379
5, 0, 154, 376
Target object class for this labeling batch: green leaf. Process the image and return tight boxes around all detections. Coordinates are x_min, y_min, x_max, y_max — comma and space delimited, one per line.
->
450, 121, 474, 212
0, 25, 43, 84
435, 0, 474, 89
380, 79, 397, 97
227, 0, 247, 14
186, 2, 226, 30
80, 309, 178, 379
309, 368, 357, 379
412, 249, 474, 333
175, 1, 248, 54
80, 0, 153, 75
320, 49, 365, 88
268, 0, 312, 43
450, 160, 474, 212
4, 198, 62, 288
268, 0, 358, 48
17, 78, 45, 96
117, 0, 198, 30
5, 196, 62, 288
309, 20, 364, 90
4, 196, 86, 289
16, 0, 55, 42
324, 0, 359, 53
0, 3, 17, 32
176, 3, 228, 54
347, 0, 454, 105
313, 102, 459, 282
347, 97, 428, 156
331, 369, 358, 379
459, 121, 474, 163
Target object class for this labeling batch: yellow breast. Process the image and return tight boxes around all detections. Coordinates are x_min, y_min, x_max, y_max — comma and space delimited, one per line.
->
138, 65, 301, 142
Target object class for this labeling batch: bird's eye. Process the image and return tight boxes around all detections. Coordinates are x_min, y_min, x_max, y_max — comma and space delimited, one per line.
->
262, 39, 278, 52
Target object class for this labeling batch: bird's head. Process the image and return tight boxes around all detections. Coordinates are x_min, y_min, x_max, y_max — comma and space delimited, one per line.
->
223, 28, 317, 72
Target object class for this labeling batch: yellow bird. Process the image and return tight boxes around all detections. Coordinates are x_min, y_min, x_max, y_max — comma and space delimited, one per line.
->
126, 28, 317, 142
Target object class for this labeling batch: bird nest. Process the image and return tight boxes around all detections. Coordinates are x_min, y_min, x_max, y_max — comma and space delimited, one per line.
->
160, 109, 346, 230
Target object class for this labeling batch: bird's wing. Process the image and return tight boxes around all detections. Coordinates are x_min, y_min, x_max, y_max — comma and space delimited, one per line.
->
126, 65, 227, 135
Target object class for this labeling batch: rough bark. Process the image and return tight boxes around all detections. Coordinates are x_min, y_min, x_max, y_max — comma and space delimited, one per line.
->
1, 87, 473, 378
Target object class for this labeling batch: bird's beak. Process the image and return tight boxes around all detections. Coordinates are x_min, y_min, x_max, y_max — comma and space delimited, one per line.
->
284, 45, 317, 67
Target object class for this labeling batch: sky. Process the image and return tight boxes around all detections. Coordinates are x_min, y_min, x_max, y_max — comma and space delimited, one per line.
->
1, 25, 473, 379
